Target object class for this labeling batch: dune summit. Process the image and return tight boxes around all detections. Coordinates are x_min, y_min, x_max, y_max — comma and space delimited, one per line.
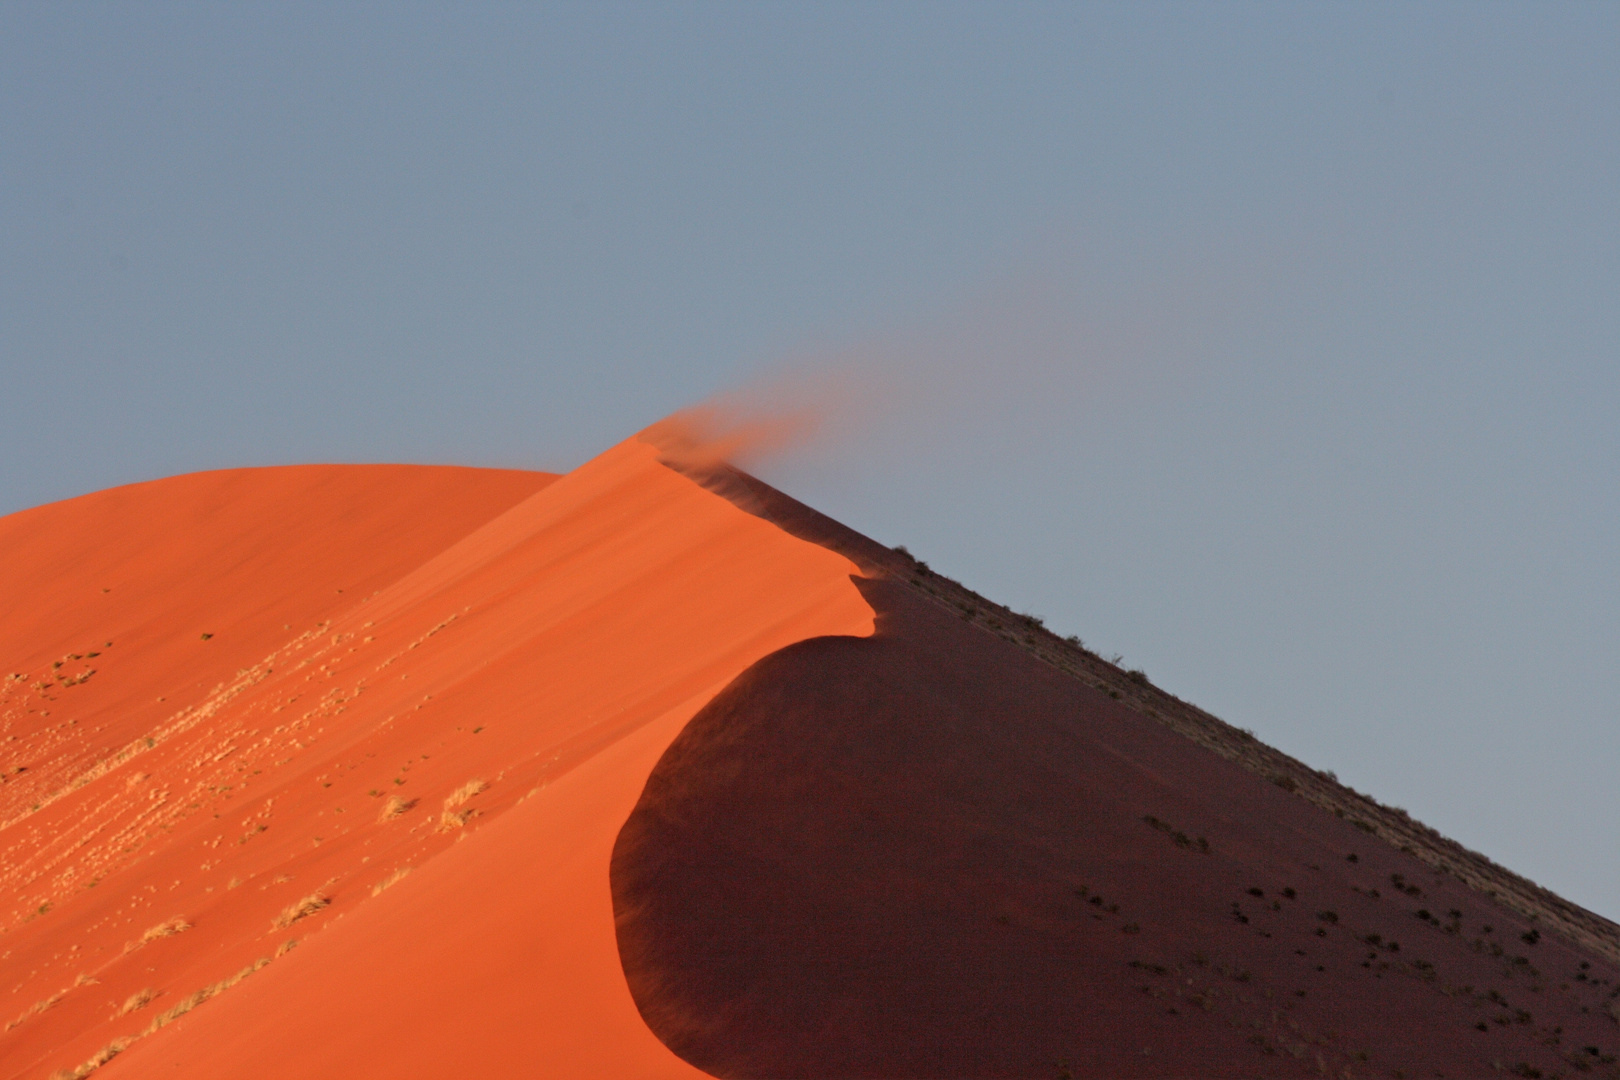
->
2, 428, 1617, 1079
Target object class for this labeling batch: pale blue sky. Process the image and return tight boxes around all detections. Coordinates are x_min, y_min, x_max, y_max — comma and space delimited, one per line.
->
3, 4, 1617, 918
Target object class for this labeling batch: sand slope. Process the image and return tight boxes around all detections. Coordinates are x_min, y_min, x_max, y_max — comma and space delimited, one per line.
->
0, 442, 871, 1079
616, 579, 1620, 1077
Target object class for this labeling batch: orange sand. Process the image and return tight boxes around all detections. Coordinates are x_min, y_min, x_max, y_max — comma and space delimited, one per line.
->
0, 441, 872, 1079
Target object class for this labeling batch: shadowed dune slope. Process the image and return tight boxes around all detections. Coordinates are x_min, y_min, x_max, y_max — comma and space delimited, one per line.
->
0, 443, 872, 1080
614, 578, 1620, 1079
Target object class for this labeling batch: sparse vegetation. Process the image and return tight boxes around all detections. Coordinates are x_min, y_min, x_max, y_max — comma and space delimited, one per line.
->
1390, 872, 1423, 897
132, 917, 190, 949
1143, 815, 1210, 854
437, 809, 473, 833
118, 990, 152, 1016
437, 778, 489, 831
378, 796, 413, 822
50, 955, 276, 1079
445, 779, 488, 809
273, 893, 330, 929
371, 866, 411, 896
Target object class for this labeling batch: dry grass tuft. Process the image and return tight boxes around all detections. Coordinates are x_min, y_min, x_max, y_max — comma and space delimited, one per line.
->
371, 866, 412, 896
48, 1033, 133, 1080
444, 778, 488, 809
274, 938, 298, 957
139, 957, 270, 1037
272, 893, 330, 929
435, 779, 488, 832
124, 917, 190, 952
139, 917, 191, 944
49, 954, 281, 1079
12, 992, 65, 1030
119, 990, 152, 1016
378, 795, 415, 822
436, 808, 474, 833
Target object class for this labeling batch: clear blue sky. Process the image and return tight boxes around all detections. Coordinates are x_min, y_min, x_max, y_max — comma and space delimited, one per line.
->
3, 3, 1617, 918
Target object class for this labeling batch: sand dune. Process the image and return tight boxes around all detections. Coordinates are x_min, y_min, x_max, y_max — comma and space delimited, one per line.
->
2, 431, 1617, 1079
0, 440, 870, 1079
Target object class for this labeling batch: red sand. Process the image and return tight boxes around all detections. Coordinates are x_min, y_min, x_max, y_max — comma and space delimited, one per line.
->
4, 433, 1618, 1080
0, 441, 871, 1079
